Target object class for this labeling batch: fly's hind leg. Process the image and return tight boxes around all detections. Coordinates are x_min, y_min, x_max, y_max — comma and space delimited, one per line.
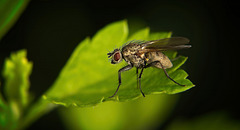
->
145, 61, 185, 86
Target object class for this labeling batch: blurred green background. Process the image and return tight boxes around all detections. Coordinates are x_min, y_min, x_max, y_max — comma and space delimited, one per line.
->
0, 0, 238, 129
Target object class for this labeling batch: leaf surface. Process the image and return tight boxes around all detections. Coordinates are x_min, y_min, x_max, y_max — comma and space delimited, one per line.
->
43, 20, 194, 107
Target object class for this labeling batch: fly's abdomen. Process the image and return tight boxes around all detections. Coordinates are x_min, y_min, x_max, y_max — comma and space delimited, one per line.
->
145, 52, 173, 69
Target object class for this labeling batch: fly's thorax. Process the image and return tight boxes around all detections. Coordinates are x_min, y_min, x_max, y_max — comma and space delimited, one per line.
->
122, 43, 145, 68
122, 43, 141, 56
145, 52, 173, 69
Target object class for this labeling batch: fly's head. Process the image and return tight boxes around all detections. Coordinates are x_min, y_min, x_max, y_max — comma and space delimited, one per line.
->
107, 49, 123, 64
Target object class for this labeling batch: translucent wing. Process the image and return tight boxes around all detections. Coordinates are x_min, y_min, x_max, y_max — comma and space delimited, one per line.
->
142, 37, 191, 51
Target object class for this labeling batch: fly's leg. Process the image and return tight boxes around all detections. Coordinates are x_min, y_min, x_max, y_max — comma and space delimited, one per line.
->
109, 65, 133, 98
138, 68, 145, 97
136, 68, 139, 89
145, 61, 185, 86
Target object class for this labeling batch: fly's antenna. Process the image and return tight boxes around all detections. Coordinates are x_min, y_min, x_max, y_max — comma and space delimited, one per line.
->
107, 49, 113, 58
107, 52, 113, 58
107, 49, 111, 54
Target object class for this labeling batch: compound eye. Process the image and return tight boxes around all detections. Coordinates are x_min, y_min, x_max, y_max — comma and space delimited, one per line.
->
113, 52, 121, 61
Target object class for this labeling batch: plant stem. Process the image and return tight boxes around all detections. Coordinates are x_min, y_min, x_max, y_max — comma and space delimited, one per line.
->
18, 97, 58, 130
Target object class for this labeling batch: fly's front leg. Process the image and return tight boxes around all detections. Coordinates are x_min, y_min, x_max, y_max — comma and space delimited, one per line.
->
109, 65, 133, 98
145, 61, 185, 86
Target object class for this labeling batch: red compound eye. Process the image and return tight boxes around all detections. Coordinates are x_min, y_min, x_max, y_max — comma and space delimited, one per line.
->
114, 52, 121, 61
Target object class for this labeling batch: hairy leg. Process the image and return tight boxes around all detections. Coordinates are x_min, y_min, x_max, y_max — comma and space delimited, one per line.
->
109, 65, 133, 98
145, 61, 185, 86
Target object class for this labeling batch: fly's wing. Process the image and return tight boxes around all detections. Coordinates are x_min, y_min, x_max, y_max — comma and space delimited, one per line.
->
142, 37, 191, 51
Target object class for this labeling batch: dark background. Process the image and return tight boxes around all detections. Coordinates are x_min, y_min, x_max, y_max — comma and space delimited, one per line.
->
0, 0, 238, 129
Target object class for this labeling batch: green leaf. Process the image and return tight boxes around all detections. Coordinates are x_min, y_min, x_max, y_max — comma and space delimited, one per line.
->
43, 20, 194, 107
1, 50, 32, 129
2, 50, 32, 112
0, 0, 30, 40
147, 32, 172, 40
128, 27, 149, 40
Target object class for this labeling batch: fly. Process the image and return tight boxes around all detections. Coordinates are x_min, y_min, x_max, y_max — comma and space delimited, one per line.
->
107, 37, 191, 98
